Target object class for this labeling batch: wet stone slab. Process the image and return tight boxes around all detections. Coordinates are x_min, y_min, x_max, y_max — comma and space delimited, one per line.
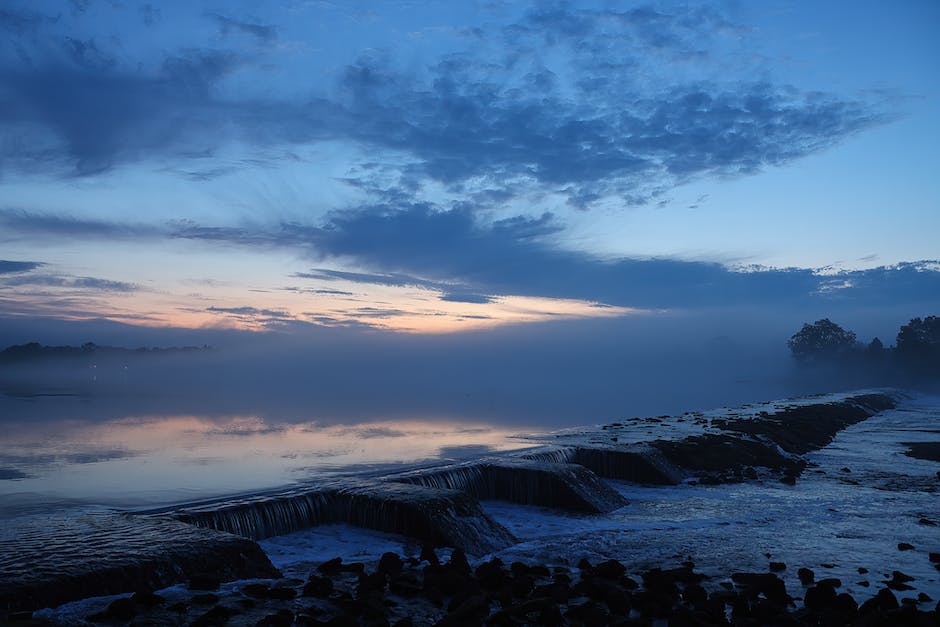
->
0, 512, 278, 611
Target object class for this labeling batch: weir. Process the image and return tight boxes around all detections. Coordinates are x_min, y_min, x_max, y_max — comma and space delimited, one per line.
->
384, 457, 628, 513
522, 444, 683, 485
166, 478, 515, 555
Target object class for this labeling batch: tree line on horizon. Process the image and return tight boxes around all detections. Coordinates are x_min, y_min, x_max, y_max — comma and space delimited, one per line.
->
0, 342, 211, 364
788, 316, 939, 382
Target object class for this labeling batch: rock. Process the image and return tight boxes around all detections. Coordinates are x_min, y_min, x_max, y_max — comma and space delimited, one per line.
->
510, 573, 535, 598
929, 552, 940, 563
682, 583, 708, 608
302, 575, 333, 598
357, 571, 387, 596
389, 571, 422, 597
6, 611, 32, 622
317, 557, 343, 574
769, 562, 786, 572
419, 544, 439, 565
833, 592, 858, 619
731, 572, 788, 606
192, 593, 220, 604
797, 567, 815, 585
918, 592, 932, 603
188, 573, 221, 591
438, 594, 489, 626
378, 552, 403, 577
338, 562, 365, 575
918, 518, 937, 526
804, 584, 838, 611
447, 549, 471, 575
859, 588, 899, 614
885, 571, 916, 591
898, 542, 915, 551
532, 582, 570, 605
240, 583, 270, 598
889, 570, 915, 583
191, 605, 236, 627
265, 585, 297, 600
565, 600, 608, 624
475, 558, 508, 590
257, 612, 292, 627
593, 559, 626, 580
131, 590, 165, 607
641, 569, 679, 596
858, 567, 869, 574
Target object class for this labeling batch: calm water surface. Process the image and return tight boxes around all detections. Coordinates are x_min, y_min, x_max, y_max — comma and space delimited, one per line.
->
0, 398, 542, 513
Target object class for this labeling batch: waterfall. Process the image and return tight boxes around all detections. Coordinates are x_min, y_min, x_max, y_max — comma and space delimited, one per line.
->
568, 444, 683, 485
163, 479, 515, 555
173, 488, 334, 539
385, 457, 628, 513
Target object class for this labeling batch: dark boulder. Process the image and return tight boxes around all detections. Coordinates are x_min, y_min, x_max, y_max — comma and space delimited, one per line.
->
797, 567, 815, 585
378, 552, 403, 577
303, 575, 334, 598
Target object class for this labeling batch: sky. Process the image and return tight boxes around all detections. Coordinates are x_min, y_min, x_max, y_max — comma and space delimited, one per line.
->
0, 0, 938, 343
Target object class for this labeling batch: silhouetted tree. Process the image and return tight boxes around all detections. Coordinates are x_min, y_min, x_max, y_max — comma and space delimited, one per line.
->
867, 337, 884, 353
788, 319, 857, 362
896, 316, 940, 376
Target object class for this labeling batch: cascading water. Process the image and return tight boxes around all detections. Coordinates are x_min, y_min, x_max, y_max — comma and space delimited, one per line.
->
164, 479, 515, 555
385, 457, 628, 513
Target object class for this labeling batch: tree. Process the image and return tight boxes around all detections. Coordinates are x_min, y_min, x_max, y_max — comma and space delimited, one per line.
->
787, 319, 857, 362
896, 316, 940, 375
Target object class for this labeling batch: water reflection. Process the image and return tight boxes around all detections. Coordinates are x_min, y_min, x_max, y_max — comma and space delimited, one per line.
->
0, 412, 538, 509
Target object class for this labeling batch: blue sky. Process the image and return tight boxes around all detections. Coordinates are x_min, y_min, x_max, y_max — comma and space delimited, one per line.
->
0, 0, 937, 339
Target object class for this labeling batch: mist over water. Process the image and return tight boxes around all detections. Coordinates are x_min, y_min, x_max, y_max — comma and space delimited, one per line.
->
1, 311, 899, 514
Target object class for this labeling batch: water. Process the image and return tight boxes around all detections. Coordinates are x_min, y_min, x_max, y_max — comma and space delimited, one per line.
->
0, 405, 538, 515
6, 390, 940, 617
253, 393, 940, 604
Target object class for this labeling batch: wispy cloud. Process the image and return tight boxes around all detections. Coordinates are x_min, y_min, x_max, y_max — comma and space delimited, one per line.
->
207, 13, 277, 43
0, 272, 137, 292
0, 260, 43, 274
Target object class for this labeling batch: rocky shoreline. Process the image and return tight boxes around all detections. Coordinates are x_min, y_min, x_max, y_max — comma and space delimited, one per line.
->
20, 547, 940, 626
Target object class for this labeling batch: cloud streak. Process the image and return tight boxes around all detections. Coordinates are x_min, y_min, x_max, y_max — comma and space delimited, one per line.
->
3, 204, 938, 314
0, 260, 43, 274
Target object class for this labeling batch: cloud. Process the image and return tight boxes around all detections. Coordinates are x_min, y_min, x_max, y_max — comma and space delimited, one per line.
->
0, 272, 137, 292
332, 57, 882, 206
0, 260, 42, 274
0, 210, 159, 239
205, 305, 303, 330
208, 13, 277, 43
298, 204, 939, 310
439, 293, 494, 304
0, 48, 244, 175
0, 0, 886, 208
4, 204, 937, 313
